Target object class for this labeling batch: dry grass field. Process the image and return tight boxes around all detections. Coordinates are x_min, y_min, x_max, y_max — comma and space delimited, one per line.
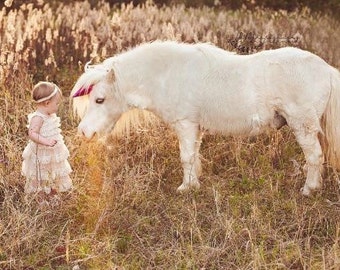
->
1, 1, 340, 269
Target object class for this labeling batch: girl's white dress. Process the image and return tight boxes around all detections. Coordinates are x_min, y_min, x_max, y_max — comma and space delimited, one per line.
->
22, 111, 72, 194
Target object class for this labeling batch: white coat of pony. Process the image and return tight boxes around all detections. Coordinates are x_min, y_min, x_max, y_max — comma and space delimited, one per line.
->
71, 41, 340, 196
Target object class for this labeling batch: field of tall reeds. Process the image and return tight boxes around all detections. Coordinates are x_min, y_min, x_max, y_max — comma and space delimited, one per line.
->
0, 0, 340, 269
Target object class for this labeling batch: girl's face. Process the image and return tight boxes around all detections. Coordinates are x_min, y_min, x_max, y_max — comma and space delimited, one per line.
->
46, 94, 61, 114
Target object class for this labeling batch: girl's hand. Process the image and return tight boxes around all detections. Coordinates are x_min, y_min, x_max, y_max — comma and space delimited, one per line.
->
47, 139, 57, 147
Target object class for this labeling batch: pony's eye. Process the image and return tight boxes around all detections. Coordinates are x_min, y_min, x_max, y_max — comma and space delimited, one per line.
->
96, 98, 105, 104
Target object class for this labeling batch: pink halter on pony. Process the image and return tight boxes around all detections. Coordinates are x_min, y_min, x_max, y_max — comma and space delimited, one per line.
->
72, 61, 96, 98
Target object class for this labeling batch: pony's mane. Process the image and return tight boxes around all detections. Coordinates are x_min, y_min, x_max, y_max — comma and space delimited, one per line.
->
71, 64, 113, 118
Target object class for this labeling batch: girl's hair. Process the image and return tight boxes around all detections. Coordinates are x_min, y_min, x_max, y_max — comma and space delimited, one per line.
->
32, 81, 61, 103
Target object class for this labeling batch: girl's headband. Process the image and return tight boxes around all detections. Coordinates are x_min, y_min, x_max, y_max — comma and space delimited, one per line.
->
34, 85, 60, 103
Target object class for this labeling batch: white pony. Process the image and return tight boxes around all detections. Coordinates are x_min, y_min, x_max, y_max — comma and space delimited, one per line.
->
71, 41, 340, 196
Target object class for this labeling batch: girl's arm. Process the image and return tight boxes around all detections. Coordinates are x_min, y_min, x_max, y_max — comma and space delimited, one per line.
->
28, 116, 57, 147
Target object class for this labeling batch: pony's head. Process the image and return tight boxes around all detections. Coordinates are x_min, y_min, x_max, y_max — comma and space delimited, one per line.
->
71, 62, 127, 139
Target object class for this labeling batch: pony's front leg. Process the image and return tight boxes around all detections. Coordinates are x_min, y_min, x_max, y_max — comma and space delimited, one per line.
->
174, 120, 202, 192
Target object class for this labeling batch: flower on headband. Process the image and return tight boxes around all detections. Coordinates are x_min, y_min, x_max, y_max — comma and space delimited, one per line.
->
72, 84, 94, 98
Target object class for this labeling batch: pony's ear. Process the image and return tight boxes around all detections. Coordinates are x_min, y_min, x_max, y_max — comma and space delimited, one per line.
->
106, 69, 116, 83
72, 84, 94, 98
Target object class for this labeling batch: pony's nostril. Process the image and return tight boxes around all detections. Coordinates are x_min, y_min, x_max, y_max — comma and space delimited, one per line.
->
78, 128, 84, 136
79, 129, 96, 140
78, 128, 88, 138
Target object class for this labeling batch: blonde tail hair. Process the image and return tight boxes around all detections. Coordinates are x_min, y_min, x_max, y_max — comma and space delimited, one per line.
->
322, 68, 340, 169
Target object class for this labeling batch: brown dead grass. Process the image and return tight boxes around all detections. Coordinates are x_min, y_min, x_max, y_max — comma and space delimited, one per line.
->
0, 1, 340, 269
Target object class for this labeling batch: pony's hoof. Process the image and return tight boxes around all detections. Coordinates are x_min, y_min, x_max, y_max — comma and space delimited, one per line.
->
301, 181, 321, 196
301, 187, 311, 196
176, 182, 200, 193
177, 185, 189, 193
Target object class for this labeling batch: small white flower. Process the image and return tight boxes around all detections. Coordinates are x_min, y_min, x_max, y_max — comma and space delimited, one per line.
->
4, 0, 13, 8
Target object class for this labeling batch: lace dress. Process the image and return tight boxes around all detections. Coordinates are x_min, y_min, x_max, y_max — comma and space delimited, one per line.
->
22, 111, 72, 194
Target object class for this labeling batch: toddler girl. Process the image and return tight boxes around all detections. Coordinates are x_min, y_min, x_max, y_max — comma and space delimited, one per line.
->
22, 81, 72, 196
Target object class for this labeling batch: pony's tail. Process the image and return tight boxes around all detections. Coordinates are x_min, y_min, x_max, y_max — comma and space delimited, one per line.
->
322, 68, 340, 170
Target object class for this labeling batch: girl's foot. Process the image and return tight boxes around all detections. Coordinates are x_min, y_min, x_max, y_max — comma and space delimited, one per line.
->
50, 188, 58, 196
35, 191, 47, 203
48, 189, 61, 206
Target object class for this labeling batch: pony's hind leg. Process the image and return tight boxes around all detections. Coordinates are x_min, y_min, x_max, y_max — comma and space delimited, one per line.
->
174, 120, 202, 192
290, 119, 324, 196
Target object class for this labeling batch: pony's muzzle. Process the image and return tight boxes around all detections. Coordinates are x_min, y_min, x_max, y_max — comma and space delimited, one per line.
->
78, 126, 96, 140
